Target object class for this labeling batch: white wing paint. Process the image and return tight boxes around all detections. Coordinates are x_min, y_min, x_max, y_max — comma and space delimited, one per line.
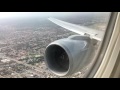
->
48, 17, 104, 41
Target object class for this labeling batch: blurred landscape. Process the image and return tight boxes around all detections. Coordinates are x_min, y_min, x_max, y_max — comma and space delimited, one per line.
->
0, 12, 110, 78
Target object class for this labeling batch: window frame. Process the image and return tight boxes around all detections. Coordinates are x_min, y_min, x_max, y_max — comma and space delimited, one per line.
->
84, 12, 118, 78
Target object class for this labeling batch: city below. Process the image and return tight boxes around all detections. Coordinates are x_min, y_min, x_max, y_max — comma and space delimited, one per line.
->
0, 13, 109, 78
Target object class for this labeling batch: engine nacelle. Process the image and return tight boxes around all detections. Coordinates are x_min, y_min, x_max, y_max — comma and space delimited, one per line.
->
44, 35, 94, 76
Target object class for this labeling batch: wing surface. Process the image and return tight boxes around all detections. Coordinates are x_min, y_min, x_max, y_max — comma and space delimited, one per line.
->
48, 17, 104, 41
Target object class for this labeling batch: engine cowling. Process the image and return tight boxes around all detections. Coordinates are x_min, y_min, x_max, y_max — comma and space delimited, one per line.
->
44, 35, 94, 76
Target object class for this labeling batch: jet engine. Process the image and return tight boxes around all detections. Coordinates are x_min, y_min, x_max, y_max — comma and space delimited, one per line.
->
44, 35, 94, 76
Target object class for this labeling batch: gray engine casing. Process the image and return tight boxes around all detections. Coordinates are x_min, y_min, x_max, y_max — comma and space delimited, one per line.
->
44, 35, 94, 76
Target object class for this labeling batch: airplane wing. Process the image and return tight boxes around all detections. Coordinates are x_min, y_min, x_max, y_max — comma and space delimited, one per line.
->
48, 17, 105, 41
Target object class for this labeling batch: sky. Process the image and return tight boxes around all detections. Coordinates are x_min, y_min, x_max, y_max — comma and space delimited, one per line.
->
0, 12, 110, 19
0, 12, 73, 19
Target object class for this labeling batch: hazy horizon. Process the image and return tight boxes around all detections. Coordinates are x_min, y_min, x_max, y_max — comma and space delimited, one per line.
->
0, 12, 110, 19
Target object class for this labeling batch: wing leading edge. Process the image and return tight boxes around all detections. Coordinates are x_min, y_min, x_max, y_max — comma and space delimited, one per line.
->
48, 17, 104, 41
